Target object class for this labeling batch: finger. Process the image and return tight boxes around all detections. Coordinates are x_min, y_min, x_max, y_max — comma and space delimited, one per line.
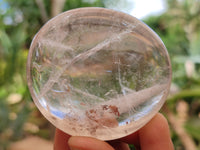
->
120, 131, 140, 149
68, 136, 115, 150
54, 129, 71, 150
139, 113, 174, 150
108, 140, 130, 150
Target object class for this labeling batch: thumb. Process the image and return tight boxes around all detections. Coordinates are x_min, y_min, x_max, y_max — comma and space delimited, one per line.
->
68, 136, 114, 150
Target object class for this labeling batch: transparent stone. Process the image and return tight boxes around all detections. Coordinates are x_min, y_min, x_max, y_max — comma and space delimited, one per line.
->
27, 7, 172, 140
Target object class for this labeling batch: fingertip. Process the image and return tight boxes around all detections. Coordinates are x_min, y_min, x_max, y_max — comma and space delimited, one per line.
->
146, 113, 171, 139
154, 113, 169, 127
120, 131, 140, 148
54, 129, 71, 150
139, 113, 174, 150
68, 136, 114, 150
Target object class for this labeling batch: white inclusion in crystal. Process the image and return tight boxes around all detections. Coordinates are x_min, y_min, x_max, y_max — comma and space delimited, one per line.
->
35, 48, 39, 58
38, 30, 130, 99
122, 22, 128, 26
132, 93, 163, 121
40, 39, 74, 53
51, 89, 65, 93
143, 93, 163, 113
122, 89, 126, 95
32, 62, 42, 72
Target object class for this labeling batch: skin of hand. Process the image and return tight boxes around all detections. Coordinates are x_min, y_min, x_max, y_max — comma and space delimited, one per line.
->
54, 113, 174, 150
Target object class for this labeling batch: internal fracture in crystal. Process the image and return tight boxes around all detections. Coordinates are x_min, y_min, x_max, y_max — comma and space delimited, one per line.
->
27, 7, 172, 140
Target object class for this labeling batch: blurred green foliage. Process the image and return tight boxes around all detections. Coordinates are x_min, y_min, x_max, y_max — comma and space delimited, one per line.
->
143, 1, 200, 149
0, 0, 200, 150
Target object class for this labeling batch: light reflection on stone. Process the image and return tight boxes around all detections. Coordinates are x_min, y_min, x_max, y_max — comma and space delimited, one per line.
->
27, 7, 171, 140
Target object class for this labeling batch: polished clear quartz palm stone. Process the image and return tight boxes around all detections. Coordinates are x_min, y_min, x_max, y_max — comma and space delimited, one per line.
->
27, 7, 172, 140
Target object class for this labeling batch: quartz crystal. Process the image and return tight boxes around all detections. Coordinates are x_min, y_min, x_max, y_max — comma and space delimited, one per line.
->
27, 7, 172, 140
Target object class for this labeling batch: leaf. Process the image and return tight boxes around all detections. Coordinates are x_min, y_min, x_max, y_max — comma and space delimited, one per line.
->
189, 31, 200, 56
0, 29, 12, 54
173, 55, 200, 64
0, 100, 10, 133
185, 118, 200, 140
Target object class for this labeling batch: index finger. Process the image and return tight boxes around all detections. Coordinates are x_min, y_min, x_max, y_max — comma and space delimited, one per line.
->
120, 113, 174, 150
54, 129, 71, 150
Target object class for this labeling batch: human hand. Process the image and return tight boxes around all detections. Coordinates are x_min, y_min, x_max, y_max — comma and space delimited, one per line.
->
54, 113, 174, 150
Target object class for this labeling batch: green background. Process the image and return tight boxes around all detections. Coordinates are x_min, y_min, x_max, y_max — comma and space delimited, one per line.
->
0, 0, 200, 149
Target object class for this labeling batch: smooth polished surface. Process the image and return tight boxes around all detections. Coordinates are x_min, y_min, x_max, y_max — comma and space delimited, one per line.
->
27, 7, 171, 140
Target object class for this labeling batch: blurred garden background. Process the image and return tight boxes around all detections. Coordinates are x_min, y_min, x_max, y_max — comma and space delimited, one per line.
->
0, 0, 200, 149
